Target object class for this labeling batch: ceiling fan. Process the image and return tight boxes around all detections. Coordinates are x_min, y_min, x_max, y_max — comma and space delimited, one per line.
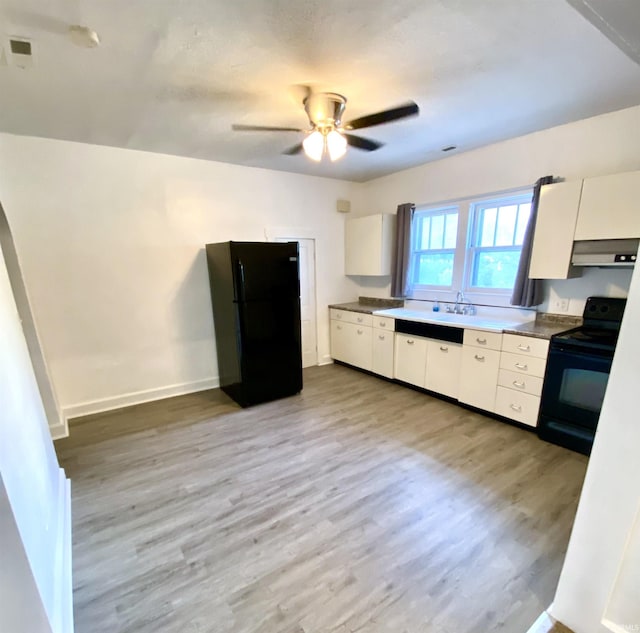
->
231, 90, 419, 162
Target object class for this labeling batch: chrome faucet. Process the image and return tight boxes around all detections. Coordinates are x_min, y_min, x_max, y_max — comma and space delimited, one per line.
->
454, 291, 465, 314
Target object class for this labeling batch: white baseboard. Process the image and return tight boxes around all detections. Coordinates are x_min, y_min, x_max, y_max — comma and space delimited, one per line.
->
50, 418, 69, 441
61, 377, 219, 425
317, 355, 334, 366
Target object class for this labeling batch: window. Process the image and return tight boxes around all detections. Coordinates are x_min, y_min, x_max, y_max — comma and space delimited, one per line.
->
409, 190, 533, 304
468, 196, 532, 291
411, 207, 458, 287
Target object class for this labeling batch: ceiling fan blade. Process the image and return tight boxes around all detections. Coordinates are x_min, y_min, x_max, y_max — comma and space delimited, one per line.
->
344, 134, 384, 152
283, 143, 304, 156
232, 124, 305, 132
344, 101, 419, 131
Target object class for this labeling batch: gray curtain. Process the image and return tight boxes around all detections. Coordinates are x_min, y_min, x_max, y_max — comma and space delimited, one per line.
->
510, 175, 553, 307
390, 203, 415, 298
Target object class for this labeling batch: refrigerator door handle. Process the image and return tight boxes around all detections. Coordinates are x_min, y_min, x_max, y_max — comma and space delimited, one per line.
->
236, 259, 246, 302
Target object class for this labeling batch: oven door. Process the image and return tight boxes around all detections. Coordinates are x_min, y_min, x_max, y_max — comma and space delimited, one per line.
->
540, 344, 612, 432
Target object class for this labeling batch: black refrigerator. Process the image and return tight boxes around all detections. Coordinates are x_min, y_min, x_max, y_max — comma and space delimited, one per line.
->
205, 241, 303, 407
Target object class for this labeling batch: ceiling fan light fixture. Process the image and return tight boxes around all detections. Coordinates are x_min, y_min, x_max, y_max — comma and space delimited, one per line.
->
327, 130, 347, 161
302, 130, 324, 162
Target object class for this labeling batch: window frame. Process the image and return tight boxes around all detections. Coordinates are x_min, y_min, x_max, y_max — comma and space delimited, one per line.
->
409, 188, 533, 306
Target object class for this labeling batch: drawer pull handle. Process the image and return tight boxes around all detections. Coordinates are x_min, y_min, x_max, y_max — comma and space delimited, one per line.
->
336, 313, 342, 318
407, 339, 415, 345
512, 380, 525, 388
357, 317, 363, 322
378, 335, 385, 340
476, 337, 487, 344
440, 345, 449, 352
357, 329, 363, 335
510, 404, 523, 412
337, 325, 342, 330
517, 344, 531, 351
515, 363, 528, 370
379, 322, 386, 327
474, 354, 485, 361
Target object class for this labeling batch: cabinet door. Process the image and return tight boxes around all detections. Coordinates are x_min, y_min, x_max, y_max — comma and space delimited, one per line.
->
373, 331, 394, 378
426, 341, 462, 399
575, 171, 640, 240
344, 214, 395, 275
458, 347, 500, 412
346, 322, 372, 371
529, 180, 583, 279
394, 333, 428, 387
331, 320, 350, 363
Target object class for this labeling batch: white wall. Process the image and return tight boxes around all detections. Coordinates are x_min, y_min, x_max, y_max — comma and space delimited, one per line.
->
0, 239, 70, 633
355, 104, 640, 312
0, 133, 361, 420
551, 259, 640, 633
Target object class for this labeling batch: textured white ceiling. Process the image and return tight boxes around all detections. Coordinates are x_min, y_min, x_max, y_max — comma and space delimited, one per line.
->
1, 0, 640, 182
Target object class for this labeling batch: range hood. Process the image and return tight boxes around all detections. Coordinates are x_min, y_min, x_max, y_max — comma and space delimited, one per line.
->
571, 238, 639, 268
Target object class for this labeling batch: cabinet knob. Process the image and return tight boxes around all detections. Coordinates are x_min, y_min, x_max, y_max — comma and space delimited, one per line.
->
474, 354, 485, 361
512, 380, 525, 388
407, 339, 415, 345
517, 344, 530, 352
476, 337, 487, 344
510, 404, 523, 412
336, 313, 342, 318
357, 329, 363, 335
378, 335, 385, 340
440, 345, 449, 352
336, 325, 342, 330
357, 317, 363, 322
515, 363, 528, 370
379, 322, 386, 327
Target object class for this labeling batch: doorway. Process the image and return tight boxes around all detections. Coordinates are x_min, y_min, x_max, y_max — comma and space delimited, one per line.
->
274, 236, 318, 368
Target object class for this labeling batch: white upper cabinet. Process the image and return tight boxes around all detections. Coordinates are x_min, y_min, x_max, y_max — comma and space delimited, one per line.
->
575, 171, 640, 241
529, 180, 583, 279
345, 214, 395, 276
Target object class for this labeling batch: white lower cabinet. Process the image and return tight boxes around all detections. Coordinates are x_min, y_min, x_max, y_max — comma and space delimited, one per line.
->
425, 341, 462, 399
394, 333, 428, 387
330, 320, 372, 371
373, 329, 394, 378
458, 345, 501, 412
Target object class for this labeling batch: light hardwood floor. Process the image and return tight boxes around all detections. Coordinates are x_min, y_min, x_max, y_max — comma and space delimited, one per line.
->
56, 364, 587, 633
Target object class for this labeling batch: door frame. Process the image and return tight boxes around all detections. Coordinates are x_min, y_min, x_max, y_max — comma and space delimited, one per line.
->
265, 227, 318, 367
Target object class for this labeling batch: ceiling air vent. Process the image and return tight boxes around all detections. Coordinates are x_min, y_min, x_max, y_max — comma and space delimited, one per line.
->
7, 37, 35, 69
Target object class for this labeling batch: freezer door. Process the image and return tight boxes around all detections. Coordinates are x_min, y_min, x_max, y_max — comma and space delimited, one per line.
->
231, 242, 300, 302
237, 298, 302, 405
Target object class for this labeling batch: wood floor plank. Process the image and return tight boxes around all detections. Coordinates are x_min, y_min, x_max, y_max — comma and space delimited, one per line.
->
56, 364, 587, 633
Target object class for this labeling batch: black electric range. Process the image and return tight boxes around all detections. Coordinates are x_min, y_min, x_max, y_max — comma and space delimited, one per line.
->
538, 296, 627, 455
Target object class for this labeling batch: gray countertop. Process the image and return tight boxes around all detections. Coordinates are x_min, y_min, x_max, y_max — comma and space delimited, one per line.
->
329, 297, 404, 315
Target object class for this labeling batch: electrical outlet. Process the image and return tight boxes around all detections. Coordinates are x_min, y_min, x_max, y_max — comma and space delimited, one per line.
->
553, 298, 569, 313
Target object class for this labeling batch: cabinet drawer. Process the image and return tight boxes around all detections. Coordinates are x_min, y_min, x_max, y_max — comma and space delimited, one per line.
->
463, 329, 503, 351
495, 387, 540, 427
502, 334, 549, 359
374, 316, 395, 331
498, 369, 543, 397
500, 352, 547, 378
330, 309, 373, 327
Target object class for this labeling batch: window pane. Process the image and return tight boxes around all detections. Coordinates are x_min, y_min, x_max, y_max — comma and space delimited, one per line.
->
479, 208, 497, 246
419, 216, 431, 250
514, 202, 531, 245
495, 205, 517, 246
471, 249, 522, 289
429, 214, 445, 249
444, 214, 458, 248
415, 252, 454, 286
